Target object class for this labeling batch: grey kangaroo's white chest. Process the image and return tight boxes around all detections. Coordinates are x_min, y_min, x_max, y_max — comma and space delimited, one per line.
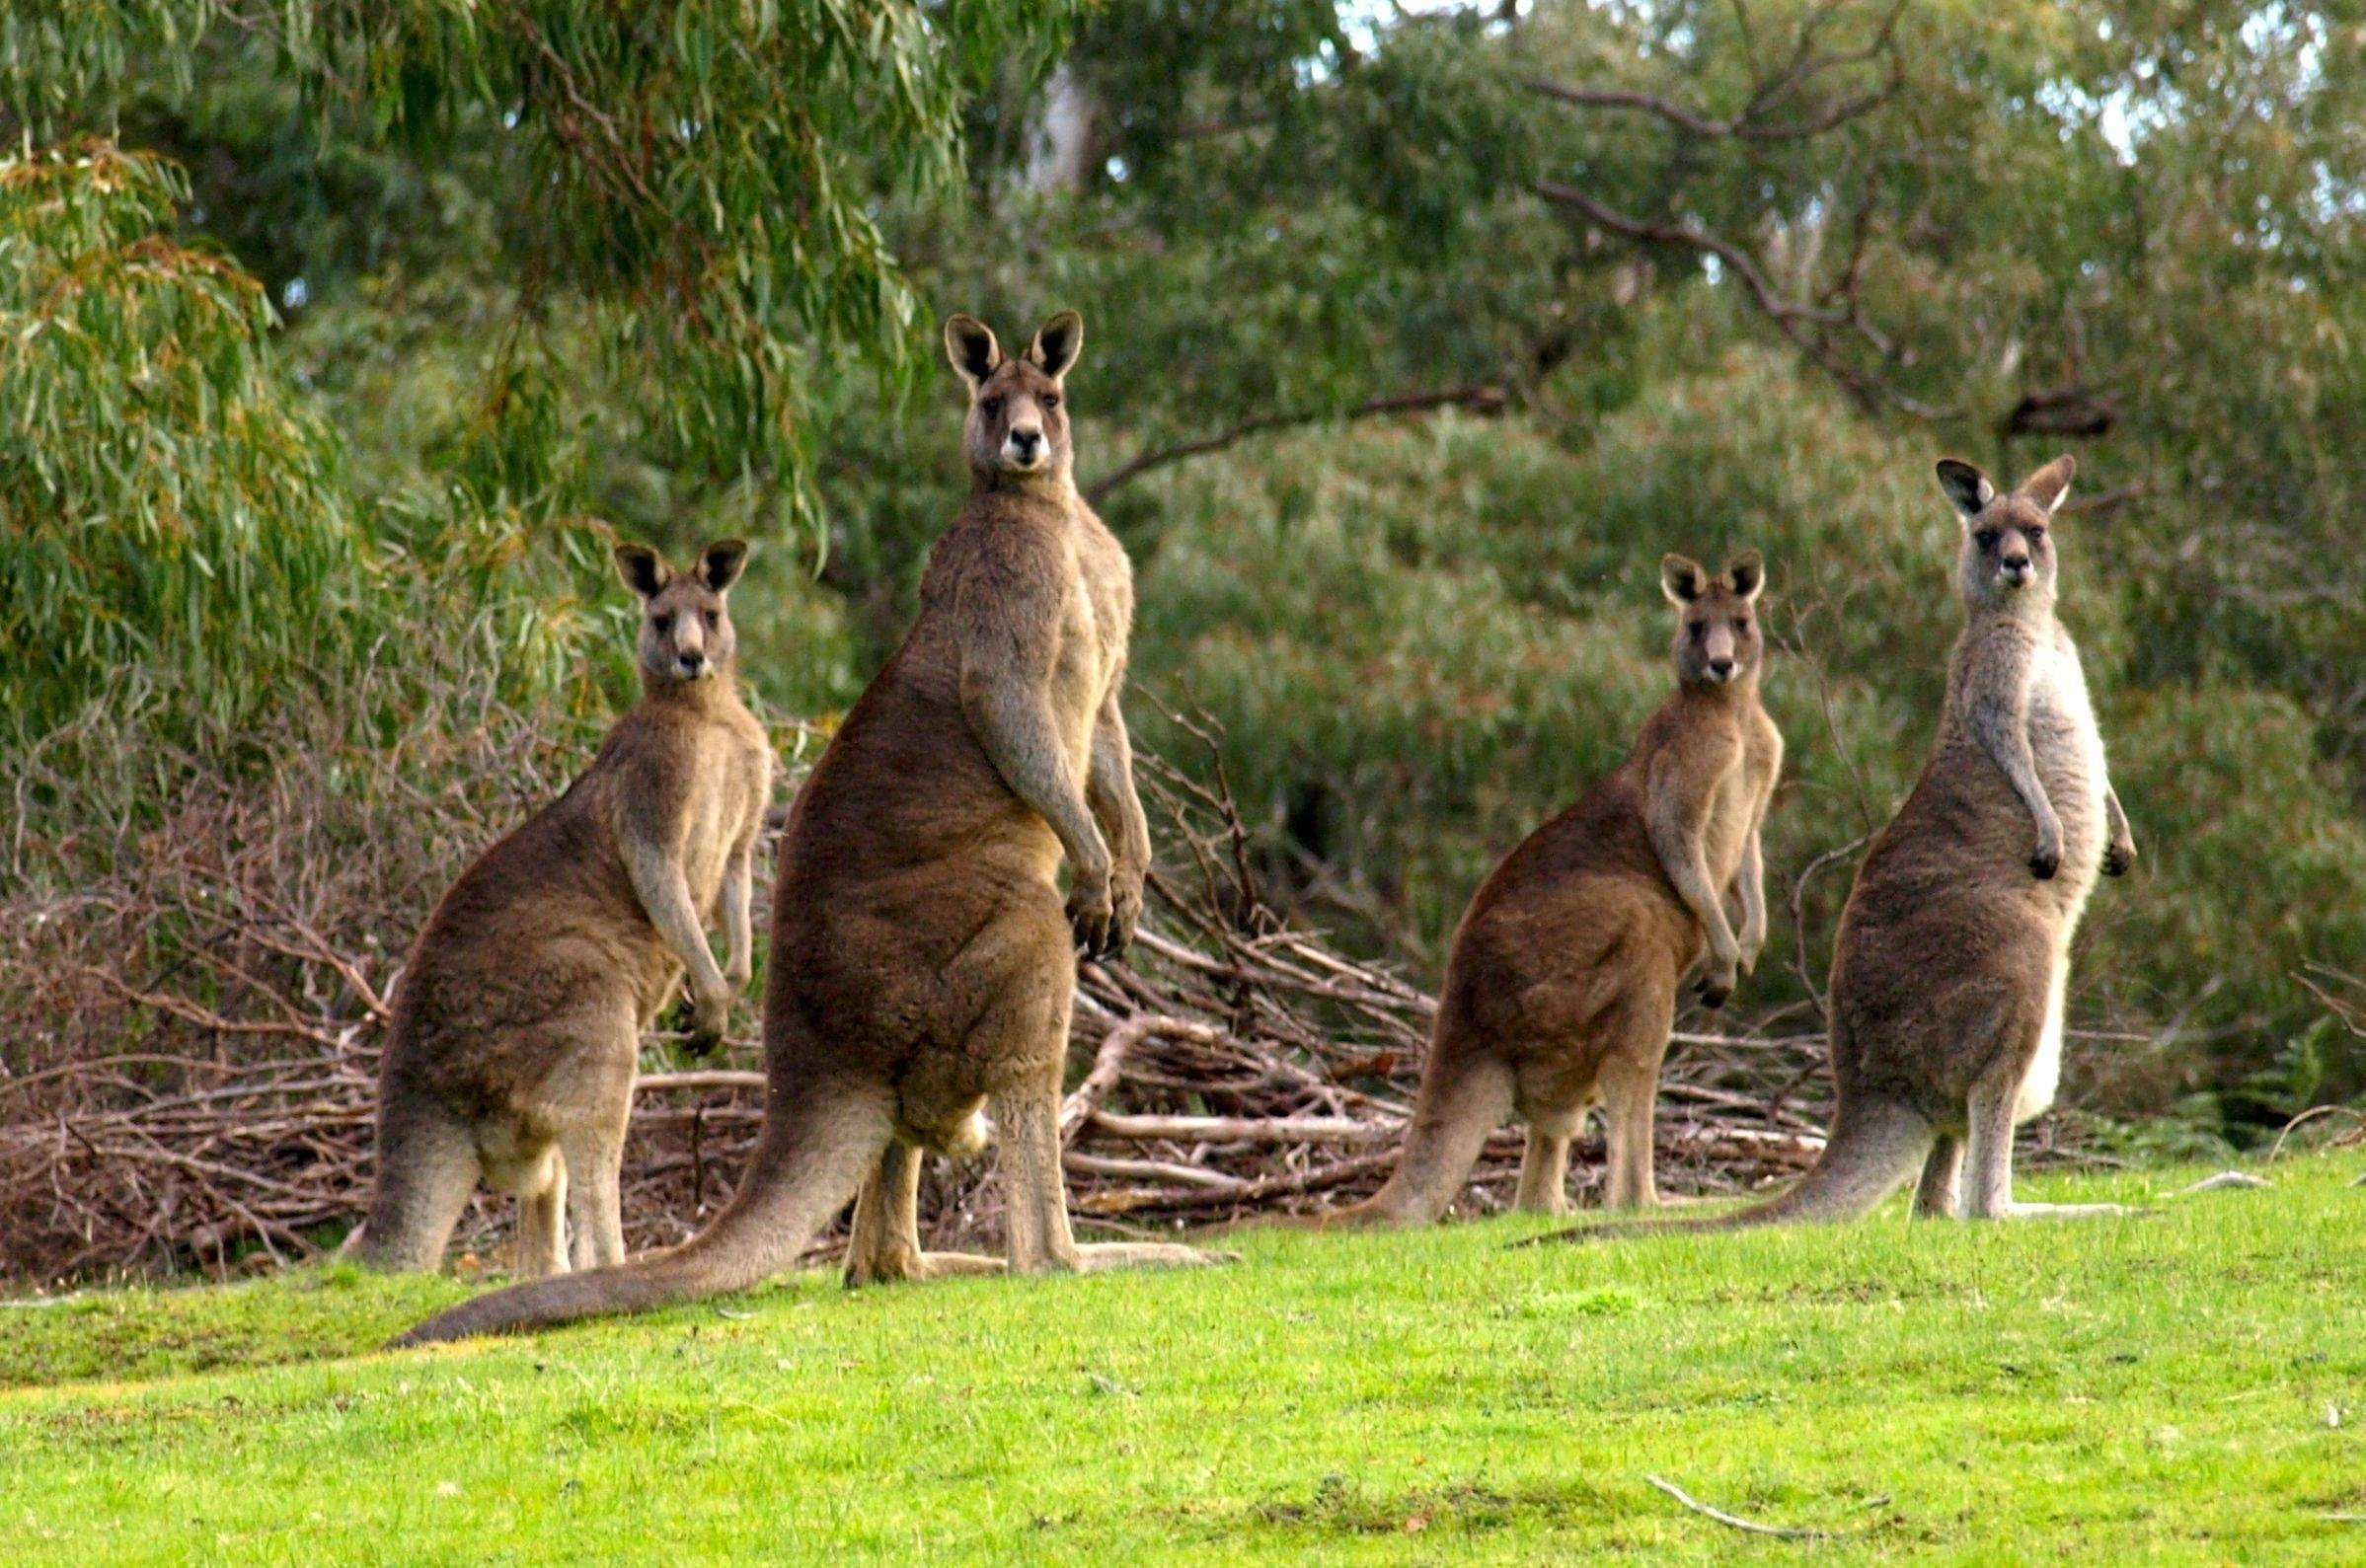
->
1054, 520, 1131, 761
2027, 630, 2108, 880
678, 737, 764, 907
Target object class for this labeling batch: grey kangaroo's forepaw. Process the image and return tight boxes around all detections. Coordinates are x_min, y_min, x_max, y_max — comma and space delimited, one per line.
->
2102, 842, 2136, 877
2029, 846, 2060, 880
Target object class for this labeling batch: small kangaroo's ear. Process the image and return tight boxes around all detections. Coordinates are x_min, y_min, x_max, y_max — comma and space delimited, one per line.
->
2016, 454, 2076, 515
1025, 310, 1084, 380
700, 538, 750, 594
614, 543, 671, 599
1936, 458, 1997, 520
1726, 549, 1765, 601
1661, 553, 1709, 605
945, 314, 1000, 390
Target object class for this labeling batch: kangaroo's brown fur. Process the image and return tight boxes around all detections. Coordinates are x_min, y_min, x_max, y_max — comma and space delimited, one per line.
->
348, 540, 772, 1276
1304, 551, 1781, 1229
394, 311, 1223, 1346
1532, 456, 2138, 1244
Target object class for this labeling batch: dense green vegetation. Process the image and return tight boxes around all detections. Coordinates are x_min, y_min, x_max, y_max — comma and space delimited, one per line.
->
1, 1153, 2360, 1561
2, 1, 2360, 1152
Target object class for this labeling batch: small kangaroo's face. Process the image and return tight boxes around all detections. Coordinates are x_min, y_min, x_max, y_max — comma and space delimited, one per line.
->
614, 539, 750, 685
944, 311, 1083, 481
1939, 455, 2075, 611
1662, 550, 1766, 688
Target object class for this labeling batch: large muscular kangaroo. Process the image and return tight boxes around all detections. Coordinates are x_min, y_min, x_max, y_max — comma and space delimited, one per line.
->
349, 540, 771, 1275
396, 311, 1223, 1345
1304, 552, 1781, 1228
1533, 455, 2137, 1244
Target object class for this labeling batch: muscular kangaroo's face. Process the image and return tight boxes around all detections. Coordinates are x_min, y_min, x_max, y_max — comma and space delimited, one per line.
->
614, 539, 750, 685
945, 311, 1083, 481
1939, 455, 2074, 612
1662, 550, 1766, 688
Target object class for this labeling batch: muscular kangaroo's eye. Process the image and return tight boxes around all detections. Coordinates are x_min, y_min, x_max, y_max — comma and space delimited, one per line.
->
1041, 393, 1060, 411
1975, 529, 2000, 551
703, 609, 720, 629
981, 397, 1004, 419
1689, 622, 1707, 641
2025, 527, 2046, 546
652, 613, 674, 635
1734, 619, 1751, 635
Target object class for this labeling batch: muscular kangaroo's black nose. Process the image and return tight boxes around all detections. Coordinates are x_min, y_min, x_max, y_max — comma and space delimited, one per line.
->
677, 650, 706, 674
1709, 656, 1735, 679
1011, 428, 1042, 455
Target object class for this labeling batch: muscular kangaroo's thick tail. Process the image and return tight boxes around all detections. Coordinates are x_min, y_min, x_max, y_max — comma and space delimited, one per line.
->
1521, 1093, 1930, 1245
390, 1080, 893, 1346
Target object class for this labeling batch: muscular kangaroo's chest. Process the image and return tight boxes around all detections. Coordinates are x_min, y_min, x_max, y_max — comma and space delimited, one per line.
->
2026, 635, 2105, 841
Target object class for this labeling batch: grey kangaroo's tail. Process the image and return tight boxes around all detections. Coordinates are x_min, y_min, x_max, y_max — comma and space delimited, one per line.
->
1519, 1093, 1931, 1246
390, 1079, 892, 1347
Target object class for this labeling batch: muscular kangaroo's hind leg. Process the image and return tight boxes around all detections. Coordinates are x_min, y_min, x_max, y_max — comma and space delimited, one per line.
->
1913, 1134, 1963, 1219
511, 1152, 569, 1279
994, 1065, 1229, 1275
1966, 1053, 2134, 1222
559, 1109, 629, 1270
844, 1141, 1005, 1287
1514, 1128, 1572, 1216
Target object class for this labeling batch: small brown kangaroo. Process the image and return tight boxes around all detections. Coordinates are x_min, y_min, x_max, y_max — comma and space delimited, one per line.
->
347, 540, 772, 1276
1305, 551, 1782, 1228
394, 310, 1224, 1346
1533, 455, 2137, 1244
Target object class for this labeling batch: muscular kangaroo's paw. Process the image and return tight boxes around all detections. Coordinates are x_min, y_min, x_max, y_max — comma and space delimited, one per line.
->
2102, 841, 2136, 877
1067, 876, 1114, 957
1692, 966, 1736, 1010
2028, 845, 2061, 880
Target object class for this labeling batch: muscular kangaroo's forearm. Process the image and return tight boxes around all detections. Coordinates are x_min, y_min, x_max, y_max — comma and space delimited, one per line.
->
623, 838, 728, 998
2103, 784, 2133, 849
722, 836, 756, 980
963, 675, 1110, 880
1086, 702, 1151, 875
1736, 828, 1767, 949
1649, 809, 1739, 964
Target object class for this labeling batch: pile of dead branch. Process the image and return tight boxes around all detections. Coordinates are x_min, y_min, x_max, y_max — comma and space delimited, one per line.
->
0, 703, 2135, 1286
0, 694, 1854, 1287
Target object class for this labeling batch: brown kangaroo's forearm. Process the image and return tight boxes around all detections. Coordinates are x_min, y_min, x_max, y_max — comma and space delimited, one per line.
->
961, 672, 1110, 883
622, 835, 728, 1000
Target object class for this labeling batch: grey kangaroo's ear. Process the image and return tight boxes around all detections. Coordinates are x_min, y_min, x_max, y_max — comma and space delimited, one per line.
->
945, 314, 1001, 390
699, 538, 750, 593
1025, 310, 1084, 379
2017, 454, 2076, 515
1936, 458, 1996, 520
1661, 553, 1709, 605
614, 543, 671, 599
1725, 549, 1766, 600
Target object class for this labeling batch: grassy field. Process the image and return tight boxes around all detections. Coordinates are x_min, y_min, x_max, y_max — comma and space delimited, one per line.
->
1, 1153, 2360, 1564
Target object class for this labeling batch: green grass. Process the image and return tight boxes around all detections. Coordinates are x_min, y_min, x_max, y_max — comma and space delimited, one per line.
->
2, 1155, 2361, 1563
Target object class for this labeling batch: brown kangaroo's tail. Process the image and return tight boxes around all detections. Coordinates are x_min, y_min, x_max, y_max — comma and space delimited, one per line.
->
1519, 1092, 1931, 1245
390, 1078, 893, 1347
1259, 1053, 1514, 1234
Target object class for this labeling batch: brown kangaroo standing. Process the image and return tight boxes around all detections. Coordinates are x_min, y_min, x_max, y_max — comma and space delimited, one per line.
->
349, 540, 772, 1276
395, 311, 1223, 1345
1310, 552, 1781, 1228
1534, 456, 2137, 1244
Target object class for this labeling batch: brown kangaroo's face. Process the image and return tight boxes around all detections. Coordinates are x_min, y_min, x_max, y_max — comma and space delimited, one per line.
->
1661, 550, 1766, 688
1939, 455, 2074, 611
944, 311, 1083, 480
613, 539, 750, 684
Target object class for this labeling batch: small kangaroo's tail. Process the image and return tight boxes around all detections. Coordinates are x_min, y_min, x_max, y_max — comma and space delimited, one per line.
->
390, 1077, 892, 1347
1520, 1092, 1931, 1245
1226, 1053, 1514, 1236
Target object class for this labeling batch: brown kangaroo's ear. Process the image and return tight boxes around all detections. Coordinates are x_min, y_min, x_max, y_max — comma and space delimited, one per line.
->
945, 314, 1000, 389
2017, 454, 2076, 515
614, 543, 671, 599
1661, 553, 1709, 605
699, 538, 750, 593
1025, 310, 1083, 379
1936, 458, 1996, 519
1726, 549, 1765, 600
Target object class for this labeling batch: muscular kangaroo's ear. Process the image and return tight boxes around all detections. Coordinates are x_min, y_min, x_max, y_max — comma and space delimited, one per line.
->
945, 314, 1000, 390
1661, 553, 1709, 605
699, 538, 750, 594
614, 543, 671, 599
1725, 549, 1765, 601
1025, 310, 1083, 380
2016, 454, 2076, 515
1936, 458, 1997, 520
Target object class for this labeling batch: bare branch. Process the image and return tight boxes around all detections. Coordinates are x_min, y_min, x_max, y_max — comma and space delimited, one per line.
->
1085, 386, 1507, 505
